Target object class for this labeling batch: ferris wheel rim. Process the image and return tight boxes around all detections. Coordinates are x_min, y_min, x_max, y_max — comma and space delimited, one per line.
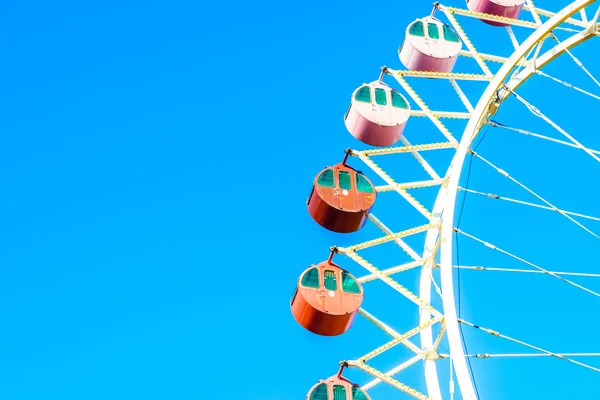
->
417, 1, 600, 399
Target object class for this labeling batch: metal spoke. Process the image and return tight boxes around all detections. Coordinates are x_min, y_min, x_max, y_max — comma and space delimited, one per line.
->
455, 265, 600, 277
457, 186, 600, 222
490, 120, 600, 154
471, 150, 600, 240
455, 228, 600, 297
458, 319, 600, 373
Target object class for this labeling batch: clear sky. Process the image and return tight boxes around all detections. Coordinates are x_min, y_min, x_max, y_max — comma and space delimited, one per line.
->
2, 0, 600, 399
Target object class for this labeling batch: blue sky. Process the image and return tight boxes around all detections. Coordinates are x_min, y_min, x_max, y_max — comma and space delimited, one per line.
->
1, 0, 600, 399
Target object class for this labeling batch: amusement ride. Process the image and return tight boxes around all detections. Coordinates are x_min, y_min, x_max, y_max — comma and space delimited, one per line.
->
289, 0, 600, 398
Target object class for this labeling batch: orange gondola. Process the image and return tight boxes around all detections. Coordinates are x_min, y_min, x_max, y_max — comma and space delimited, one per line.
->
307, 153, 376, 233
291, 250, 363, 336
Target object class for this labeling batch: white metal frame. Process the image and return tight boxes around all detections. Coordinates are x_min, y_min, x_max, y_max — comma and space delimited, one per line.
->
426, 1, 598, 398
312, 1, 600, 399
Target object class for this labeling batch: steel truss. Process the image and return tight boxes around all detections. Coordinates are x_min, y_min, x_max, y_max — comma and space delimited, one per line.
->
318, 1, 600, 399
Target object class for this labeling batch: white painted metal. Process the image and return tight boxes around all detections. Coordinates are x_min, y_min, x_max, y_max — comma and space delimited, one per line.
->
458, 319, 600, 372
525, 0, 543, 24
358, 308, 422, 354
318, 2, 600, 398
506, 26, 520, 49
472, 149, 600, 239
458, 186, 600, 221
368, 214, 422, 261
454, 265, 600, 277
536, 69, 600, 99
411, 110, 472, 119
362, 354, 424, 391
419, 191, 447, 400
455, 227, 600, 296
358, 260, 423, 283
441, 352, 600, 358
422, 1, 597, 398
449, 80, 474, 112
523, 3, 589, 27
400, 136, 443, 180
441, 8, 493, 77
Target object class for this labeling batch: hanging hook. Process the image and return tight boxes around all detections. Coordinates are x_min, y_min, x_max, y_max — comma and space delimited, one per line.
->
342, 148, 352, 166
336, 361, 360, 387
378, 66, 388, 82
431, 2, 439, 17
327, 247, 337, 264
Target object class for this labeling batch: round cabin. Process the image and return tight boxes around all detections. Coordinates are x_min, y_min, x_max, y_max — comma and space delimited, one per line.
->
344, 81, 411, 147
291, 258, 363, 336
307, 162, 376, 233
306, 375, 371, 400
399, 17, 462, 73
466, 0, 525, 25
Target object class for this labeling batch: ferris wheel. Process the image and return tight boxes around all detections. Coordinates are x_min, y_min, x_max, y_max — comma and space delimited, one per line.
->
290, 0, 600, 398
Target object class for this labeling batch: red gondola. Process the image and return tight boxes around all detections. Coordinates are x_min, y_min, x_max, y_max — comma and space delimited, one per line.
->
307, 154, 376, 233
291, 250, 363, 336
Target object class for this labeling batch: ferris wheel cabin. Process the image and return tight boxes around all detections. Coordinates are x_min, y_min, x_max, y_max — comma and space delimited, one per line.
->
344, 81, 411, 147
399, 17, 462, 73
306, 374, 371, 400
466, 0, 525, 25
307, 162, 376, 233
291, 257, 363, 336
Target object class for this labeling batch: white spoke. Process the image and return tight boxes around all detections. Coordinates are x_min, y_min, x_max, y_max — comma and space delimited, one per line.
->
490, 120, 600, 154
506, 26, 520, 49
535, 69, 600, 100
455, 228, 600, 297
457, 186, 600, 222
462, 353, 600, 358
551, 32, 600, 88
508, 88, 600, 165
471, 150, 600, 240
455, 265, 600, 278
458, 319, 600, 373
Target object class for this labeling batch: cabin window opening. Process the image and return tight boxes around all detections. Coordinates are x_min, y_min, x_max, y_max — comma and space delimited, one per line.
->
428, 23, 440, 39
355, 86, 371, 103
309, 383, 328, 400
352, 387, 369, 400
356, 174, 374, 193
443, 25, 460, 43
333, 385, 347, 400
391, 91, 408, 109
342, 272, 361, 294
324, 270, 337, 291
301, 268, 320, 289
409, 21, 425, 37
374, 88, 388, 106
317, 169, 335, 188
339, 171, 352, 191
